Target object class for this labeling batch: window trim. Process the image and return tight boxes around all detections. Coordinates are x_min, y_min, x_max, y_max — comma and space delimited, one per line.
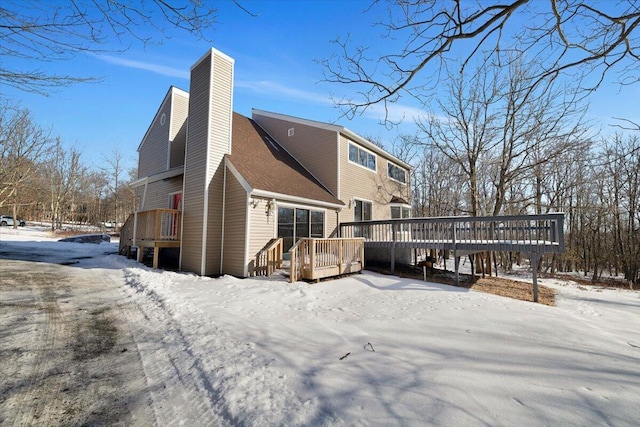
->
390, 203, 411, 219
387, 162, 407, 184
353, 198, 373, 222
348, 143, 377, 172
276, 203, 327, 247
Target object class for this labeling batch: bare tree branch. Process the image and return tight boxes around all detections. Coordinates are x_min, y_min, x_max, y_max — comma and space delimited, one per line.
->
322, 0, 640, 123
611, 117, 640, 131
0, 0, 222, 94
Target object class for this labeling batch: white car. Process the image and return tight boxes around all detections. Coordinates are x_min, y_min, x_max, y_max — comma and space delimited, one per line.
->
0, 215, 26, 226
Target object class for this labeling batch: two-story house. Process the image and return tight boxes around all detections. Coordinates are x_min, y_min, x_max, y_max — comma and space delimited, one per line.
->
125, 47, 411, 277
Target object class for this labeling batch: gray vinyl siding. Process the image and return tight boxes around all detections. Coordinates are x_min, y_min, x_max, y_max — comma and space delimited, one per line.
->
205, 52, 234, 276
138, 99, 171, 178
338, 135, 411, 224
139, 177, 183, 211
181, 54, 211, 274
252, 114, 338, 197
169, 91, 189, 168
222, 171, 247, 276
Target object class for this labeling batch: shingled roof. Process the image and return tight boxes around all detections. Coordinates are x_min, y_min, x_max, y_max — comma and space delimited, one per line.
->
226, 113, 344, 207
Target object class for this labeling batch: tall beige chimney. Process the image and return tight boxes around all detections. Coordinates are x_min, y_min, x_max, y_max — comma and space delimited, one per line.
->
180, 48, 234, 275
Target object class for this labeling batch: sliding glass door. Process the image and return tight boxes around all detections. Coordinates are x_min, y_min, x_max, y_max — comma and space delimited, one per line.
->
278, 206, 324, 250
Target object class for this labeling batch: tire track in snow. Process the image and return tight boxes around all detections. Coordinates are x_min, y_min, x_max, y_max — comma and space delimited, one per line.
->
4, 266, 68, 427
120, 269, 234, 426
119, 267, 322, 426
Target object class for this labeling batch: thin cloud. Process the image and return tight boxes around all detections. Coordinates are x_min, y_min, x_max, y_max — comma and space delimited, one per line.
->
236, 80, 333, 105
97, 55, 190, 79
362, 102, 430, 124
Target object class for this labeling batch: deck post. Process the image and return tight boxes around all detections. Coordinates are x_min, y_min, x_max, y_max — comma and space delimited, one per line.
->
531, 253, 540, 303
390, 222, 397, 274
454, 251, 460, 286
153, 245, 160, 269
132, 211, 138, 248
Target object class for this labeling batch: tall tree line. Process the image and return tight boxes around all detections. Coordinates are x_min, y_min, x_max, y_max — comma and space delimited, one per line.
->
324, 1, 640, 285
0, 104, 137, 230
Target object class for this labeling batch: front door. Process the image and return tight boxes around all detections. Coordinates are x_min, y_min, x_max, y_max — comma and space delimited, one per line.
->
170, 192, 182, 210
169, 192, 182, 236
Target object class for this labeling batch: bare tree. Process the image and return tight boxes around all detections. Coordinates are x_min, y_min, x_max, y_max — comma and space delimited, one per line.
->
323, 0, 640, 122
75, 170, 109, 225
43, 139, 84, 230
101, 149, 128, 225
604, 134, 640, 284
416, 63, 503, 216
0, 103, 53, 223
488, 57, 590, 216
0, 0, 220, 94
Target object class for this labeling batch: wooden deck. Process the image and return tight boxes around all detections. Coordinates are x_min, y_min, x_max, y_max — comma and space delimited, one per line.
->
117, 210, 564, 301
119, 209, 181, 268
252, 238, 284, 277
339, 213, 565, 302
339, 213, 564, 253
289, 238, 365, 283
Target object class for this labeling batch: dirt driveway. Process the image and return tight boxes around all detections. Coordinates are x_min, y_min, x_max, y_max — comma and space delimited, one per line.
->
0, 259, 156, 425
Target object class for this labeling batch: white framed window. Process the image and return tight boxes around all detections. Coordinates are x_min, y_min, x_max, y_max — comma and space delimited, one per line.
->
390, 205, 411, 219
354, 199, 372, 221
388, 162, 407, 183
353, 198, 372, 238
391, 203, 410, 232
348, 143, 376, 171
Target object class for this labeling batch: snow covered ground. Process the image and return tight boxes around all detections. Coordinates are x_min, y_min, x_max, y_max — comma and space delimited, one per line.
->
1, 227, 639, 426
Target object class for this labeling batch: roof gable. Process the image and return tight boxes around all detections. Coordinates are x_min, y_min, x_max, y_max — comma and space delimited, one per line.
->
252, 108, 412, 170
137, 86, 189, 152
226, 113, 343, 207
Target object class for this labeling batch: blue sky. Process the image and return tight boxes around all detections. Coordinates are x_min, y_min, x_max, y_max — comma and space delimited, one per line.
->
3, 0, 638, 172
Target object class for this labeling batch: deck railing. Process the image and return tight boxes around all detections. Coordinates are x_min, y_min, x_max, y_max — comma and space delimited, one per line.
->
253, 238, 284, 276
289, 238, 365, 283
339, 213, 564, 253
118, 209, 181, 255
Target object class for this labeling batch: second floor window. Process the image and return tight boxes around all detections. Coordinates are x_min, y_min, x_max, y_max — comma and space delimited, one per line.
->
388, 163, 406, 183
349, 143, 376, 171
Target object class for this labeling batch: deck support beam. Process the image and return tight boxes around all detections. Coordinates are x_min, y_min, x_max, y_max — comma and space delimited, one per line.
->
454, 251, 460, 286
390, 222, 397, 274
531, 253, 540, 303
390, 244, 395, 274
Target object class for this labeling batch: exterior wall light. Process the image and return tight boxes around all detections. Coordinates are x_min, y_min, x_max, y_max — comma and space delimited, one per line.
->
265, 199, 276, 217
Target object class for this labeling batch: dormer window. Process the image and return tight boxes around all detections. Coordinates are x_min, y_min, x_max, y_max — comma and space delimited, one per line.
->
348, 143, 376, 171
